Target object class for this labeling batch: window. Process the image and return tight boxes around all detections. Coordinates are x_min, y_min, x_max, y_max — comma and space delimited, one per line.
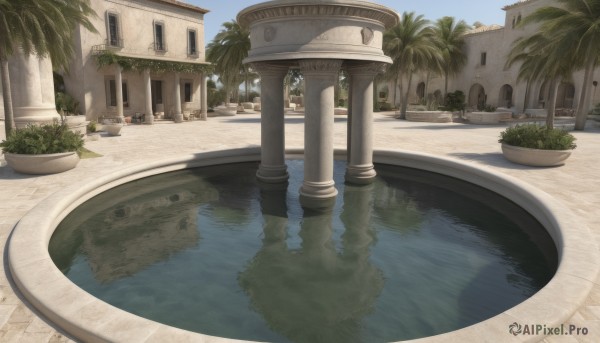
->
154, 21, 165, 51
184, 82, 192, 102
107, 13, 121, 47
188, 29, 197, 56
480, 52, 487, 66
107, 79, 129, 107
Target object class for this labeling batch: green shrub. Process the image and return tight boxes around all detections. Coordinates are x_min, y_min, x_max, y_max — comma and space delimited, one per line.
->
484, 105, 497, 112
87, 121, 97, 133
499, 124, 577, 150
0, 121, 84, 155
379, 102, 393, 111
444, 91, 466, 112
55, 92, 80, 115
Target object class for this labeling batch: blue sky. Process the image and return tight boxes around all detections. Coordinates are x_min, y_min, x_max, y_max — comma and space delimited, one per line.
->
189, 0, 515, 44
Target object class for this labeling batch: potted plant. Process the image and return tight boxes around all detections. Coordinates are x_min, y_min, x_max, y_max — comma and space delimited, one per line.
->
86, 121, 100, 141
56, 91, 87, 134
467, 104, 512, 125
406, 98, 453, 123
499, 124, 577, 167
0, 121, 84, 174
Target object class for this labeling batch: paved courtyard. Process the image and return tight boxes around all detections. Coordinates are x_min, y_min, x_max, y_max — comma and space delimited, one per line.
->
0, 113, 599, 342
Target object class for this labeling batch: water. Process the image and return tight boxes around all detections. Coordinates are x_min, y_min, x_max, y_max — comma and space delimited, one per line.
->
50, 160, 557, 342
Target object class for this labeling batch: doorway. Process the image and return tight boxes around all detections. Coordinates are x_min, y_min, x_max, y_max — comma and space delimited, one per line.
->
151, 80, 163, 113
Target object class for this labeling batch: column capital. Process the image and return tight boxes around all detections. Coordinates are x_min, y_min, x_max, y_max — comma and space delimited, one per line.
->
299, 59, 343, 75
251, 62, 289, 77
345, 62, 387, 77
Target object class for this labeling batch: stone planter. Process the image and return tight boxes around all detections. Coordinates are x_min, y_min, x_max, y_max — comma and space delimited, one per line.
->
4, 152, 80, 174
86, 133, 101, 141
64, 116, 88, 136
214, 105, 237, 116
467, 111, 512, 124
406, 111, 453, 123
104, 123, 123, 136
501, 143, 572, 167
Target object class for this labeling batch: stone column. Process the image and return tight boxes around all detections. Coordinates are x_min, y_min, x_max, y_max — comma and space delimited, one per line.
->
299, 59, 343, 205
173, 72, 183, 123
115, 65, 124, 119
346, 74, 353, 163
200, 73, 208, 121
252, 62, 289, 183
143, 69, 154, 125
8, 51, 59, 127
345, 63, 384, 185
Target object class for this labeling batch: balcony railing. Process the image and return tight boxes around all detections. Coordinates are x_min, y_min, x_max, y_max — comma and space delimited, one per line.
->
153, 41, 168, 53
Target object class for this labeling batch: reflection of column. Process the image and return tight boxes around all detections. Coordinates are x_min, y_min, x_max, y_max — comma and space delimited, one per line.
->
200, 73, 208, 121
300, 208, 337, 268
259, 183, 288, 246
143, 69, 154, 125
174, 72, 183, 122
345, 63, 384, 185
8, 51, 60, 127
115, 65, 124, 118
253, 62, 289, 184
299, 59, 343, 205
341, 184, 375, 260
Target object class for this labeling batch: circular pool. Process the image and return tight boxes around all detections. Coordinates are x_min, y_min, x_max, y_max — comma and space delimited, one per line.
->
8, 149, 599, 342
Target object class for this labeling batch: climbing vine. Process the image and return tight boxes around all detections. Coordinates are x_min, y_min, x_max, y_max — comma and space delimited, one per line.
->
95, 51, 213, 74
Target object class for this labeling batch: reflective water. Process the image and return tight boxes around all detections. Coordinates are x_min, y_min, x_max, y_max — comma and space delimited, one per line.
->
50, 160, 557, 342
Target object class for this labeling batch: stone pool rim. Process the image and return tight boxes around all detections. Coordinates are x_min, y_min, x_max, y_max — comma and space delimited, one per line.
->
8, 147, 599, 343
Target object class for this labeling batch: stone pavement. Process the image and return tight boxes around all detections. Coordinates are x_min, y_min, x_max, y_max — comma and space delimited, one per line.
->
0, 113, 598, 342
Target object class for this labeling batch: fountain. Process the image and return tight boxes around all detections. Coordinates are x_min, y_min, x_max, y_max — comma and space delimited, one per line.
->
7, 1, 600, 342
237, 0, 399, 207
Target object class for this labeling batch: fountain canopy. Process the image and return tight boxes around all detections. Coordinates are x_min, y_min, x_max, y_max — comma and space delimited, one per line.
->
237, 0, 399, 64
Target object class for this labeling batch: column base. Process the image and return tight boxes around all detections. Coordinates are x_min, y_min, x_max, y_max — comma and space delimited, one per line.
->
257, 164, 289, 184
14, 107, 61, 128
145, 113, 154, 125
173, 113, 184, 123
299, 180, 338, 209
345, 164, 377, 185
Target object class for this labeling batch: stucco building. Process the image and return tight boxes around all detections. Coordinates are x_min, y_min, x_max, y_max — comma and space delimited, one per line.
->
379, 0, 600, 115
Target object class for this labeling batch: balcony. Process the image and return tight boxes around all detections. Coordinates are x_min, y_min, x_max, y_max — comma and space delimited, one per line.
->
92, 39, 124, 55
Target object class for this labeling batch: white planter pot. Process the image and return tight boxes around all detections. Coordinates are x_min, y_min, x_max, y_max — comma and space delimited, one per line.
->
63, 116, 86, 127
4, 152, 80, 174
467, 112, 512, 124
104, 123, 123, 136
406, 111, 453, 123
214, 105, 237, 116
501, 143, 572, 167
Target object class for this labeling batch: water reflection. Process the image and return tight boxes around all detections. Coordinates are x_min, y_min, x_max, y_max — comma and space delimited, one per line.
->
51, 172, 218, 282
49, 161, 557, 342
239, 184, 383, 343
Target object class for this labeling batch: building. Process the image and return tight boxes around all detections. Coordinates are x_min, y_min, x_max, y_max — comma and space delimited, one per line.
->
62, 0, 211, 122
379, 0, 600, 115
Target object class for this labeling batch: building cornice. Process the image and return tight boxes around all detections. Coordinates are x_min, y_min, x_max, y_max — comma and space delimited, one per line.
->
237, 0, 399, 29
146, 0, 209, 15
502, 0, 542, 11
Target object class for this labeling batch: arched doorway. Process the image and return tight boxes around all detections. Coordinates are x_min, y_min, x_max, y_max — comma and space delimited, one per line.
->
469, 84, 486, 110
499, 84, 513, 108
556, 82, 575, 108
416, 82, 425, 101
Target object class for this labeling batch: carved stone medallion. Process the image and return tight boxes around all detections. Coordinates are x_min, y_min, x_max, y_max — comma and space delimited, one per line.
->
264, 25, 276, 42
361, 27, 374, 45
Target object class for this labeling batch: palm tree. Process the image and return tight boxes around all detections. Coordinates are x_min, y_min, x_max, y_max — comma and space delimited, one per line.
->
206, 20, 251, 103
432, 16, 470, 101
0, 0, 97, 137
383, 12, 439, 119
506, 32, 580, 129
520, 0, 600, 130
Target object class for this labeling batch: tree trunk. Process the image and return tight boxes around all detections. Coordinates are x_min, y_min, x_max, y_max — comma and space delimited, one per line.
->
575, 58, 595, 131
546, 78, 559, 130
1, 56, 15, 137
400, 72, 413, 118
444, 70, 449, 104
397, 73, 404, 119
522, 79, 531, 113
425, 71, 431, 99
393, 78, 398, 108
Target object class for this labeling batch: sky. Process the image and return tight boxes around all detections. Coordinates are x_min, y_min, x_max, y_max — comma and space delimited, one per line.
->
189, 0, 515, 45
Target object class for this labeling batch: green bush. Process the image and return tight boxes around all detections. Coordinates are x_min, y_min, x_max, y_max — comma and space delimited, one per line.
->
87, 121, 97, 133
484, 105, 497, 112
499, 124, 577, 150
379, 102, 393, 111
0, 121, 84, 155
55, 92, 80, 115
443, 91, 466, 112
